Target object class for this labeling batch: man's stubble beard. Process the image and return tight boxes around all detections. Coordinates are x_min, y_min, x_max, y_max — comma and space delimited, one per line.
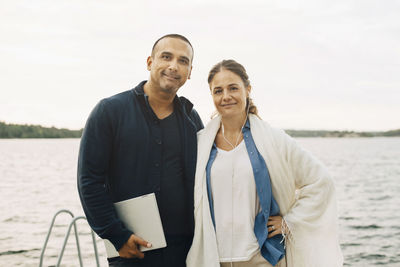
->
159, 84, 180, 97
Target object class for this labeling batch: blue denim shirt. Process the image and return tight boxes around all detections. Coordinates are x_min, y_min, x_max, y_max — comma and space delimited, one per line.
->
206, 120, 285, 265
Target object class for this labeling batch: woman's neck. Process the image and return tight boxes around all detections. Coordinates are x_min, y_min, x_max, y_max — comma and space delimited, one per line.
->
220, 112, 247, 134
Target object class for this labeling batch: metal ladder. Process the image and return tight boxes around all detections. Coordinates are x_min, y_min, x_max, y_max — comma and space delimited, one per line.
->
39, 209, 100, 267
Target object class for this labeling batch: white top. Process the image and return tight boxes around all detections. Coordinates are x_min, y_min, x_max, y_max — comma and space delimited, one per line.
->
210, 140, 260, 262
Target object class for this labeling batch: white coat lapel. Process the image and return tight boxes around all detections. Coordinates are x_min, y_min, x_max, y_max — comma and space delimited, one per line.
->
194, 116, 221, 210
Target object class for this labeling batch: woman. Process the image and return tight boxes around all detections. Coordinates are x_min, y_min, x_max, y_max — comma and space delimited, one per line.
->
186, 60, 343, 267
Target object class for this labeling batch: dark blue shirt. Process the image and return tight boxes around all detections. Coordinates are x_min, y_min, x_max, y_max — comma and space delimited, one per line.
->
158, 111, 193, 236
77, 81, 203, 250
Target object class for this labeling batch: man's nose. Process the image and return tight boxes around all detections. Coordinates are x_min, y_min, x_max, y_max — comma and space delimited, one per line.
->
168, 60, 178, 71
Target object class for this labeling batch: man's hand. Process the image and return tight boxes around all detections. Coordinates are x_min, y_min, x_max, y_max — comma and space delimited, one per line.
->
118, 234, 152, 259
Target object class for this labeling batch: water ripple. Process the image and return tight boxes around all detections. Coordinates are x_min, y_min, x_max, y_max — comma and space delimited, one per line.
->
0, 249, 40, 256
349, 224, 382, 230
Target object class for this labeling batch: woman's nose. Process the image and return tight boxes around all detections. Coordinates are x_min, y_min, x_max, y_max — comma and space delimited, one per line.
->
222, 90, 231, 100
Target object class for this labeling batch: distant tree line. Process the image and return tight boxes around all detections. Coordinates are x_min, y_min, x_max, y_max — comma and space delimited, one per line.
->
0, 121, 399, 138
285, 129, 400, 138
0, 121, 82, 138
382, 129, 400, 136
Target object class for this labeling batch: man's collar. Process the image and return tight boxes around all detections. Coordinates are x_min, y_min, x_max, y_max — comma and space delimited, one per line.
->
132, 80, 147, 96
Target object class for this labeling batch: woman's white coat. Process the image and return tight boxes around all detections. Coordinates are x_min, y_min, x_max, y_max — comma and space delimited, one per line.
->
186, 115, 343, 267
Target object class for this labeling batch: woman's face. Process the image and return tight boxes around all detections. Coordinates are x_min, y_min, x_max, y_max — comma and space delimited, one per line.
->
209, 69, 250, 119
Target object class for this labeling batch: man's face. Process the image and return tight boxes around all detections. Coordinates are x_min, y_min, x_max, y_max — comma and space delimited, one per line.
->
147, 37, 193, 96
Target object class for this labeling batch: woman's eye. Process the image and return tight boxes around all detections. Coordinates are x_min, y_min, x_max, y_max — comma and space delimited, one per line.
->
214, 89, 222, 94
162, 55, 170, 59
230, 87, 238, 91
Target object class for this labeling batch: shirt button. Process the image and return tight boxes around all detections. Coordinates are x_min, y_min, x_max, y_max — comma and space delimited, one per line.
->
155, 139, 162, 144
155, 163, 160, 167
255, 169, 258, 173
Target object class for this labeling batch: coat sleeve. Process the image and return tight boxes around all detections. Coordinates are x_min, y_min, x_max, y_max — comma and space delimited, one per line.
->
278, 130, 334, 227
274, 129, 343, 266
77, 99, 132, 251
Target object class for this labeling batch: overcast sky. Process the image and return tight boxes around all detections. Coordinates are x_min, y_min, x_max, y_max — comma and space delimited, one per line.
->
1, 0, 399, 131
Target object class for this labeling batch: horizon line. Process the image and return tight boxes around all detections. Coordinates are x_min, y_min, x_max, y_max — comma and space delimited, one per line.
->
1, 120, 398, 133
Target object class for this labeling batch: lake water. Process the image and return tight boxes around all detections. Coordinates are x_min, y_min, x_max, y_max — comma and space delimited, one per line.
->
0, 138, 399, 266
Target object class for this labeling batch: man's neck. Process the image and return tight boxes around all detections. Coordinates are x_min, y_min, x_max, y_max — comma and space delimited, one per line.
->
143, 81, 176, 119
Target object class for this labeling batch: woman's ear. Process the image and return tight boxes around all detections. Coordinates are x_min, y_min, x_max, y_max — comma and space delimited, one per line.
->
246, 85, 252, 97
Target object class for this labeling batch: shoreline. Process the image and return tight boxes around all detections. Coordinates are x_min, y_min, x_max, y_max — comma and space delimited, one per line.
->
1, 121, 399, 138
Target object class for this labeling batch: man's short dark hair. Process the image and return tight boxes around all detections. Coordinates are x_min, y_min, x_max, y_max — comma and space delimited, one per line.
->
151, 34, 194, 60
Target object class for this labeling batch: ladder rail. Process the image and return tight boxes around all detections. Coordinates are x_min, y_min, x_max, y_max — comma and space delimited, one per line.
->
91, 225, 101, 267
39, 209, 74, 267
39, 209, 100, 267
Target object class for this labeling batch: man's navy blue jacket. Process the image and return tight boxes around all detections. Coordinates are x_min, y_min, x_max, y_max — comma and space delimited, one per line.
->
77, 81, 203, 251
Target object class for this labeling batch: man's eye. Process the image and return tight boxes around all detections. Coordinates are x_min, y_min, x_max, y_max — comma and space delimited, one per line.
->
162, 55, 170, 59
230, 87, 238, 91
179, 59, 189, 64
214, 89, 222, 94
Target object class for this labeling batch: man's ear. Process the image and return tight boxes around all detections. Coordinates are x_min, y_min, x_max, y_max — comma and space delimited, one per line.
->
187, 65, 193, 80
146, 56, 152, 71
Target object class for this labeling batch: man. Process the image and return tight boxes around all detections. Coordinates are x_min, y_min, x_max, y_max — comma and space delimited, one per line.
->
77, 34, 203, 267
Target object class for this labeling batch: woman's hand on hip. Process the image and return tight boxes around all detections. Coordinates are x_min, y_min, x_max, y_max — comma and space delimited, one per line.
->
267, 215, 283, 238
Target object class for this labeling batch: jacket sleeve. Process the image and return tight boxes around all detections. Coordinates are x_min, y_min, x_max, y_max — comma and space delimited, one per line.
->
190, 108, 204, 132
77, 99, 132, 251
